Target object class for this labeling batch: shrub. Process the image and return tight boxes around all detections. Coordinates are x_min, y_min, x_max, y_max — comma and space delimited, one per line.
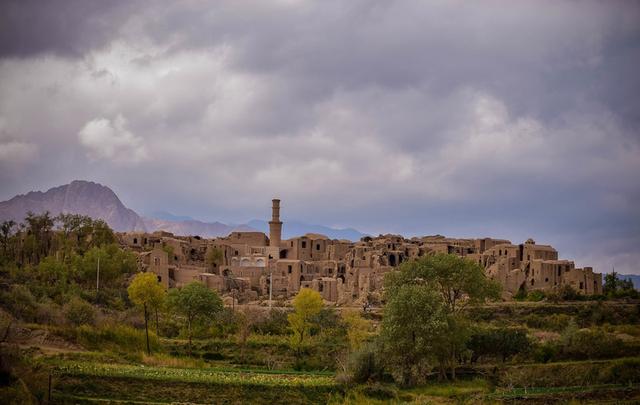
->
76, 324, 159, 353
0, 285, 38, 322
532, 342, 559, 363
349, 343, 385, 383
64, 297, 96, 326
559, 326, 624, 360
513, 286, 527, 301
252, 309, 290, 335
534, 324, 633, 362
211, 308, 239, 338
524, 313, 571, 332
526, 290, 546, 302
468, 327, 530, 362
361, 382, 397, 400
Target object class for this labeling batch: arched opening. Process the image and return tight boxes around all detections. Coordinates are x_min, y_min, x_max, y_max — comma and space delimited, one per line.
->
531, 278, 535, 286
133, 238, 138, 244
388, 254, 396, 267
280, 250, 288, 259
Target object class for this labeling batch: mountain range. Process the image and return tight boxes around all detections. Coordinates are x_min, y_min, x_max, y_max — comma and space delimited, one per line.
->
0, 180, 366, 240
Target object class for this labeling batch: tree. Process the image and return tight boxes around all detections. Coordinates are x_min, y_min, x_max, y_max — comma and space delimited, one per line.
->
205, 247, 223, 273
288, 288, 323, 358
168, 282, 223, 354
0, 220, 16, 255
383, 254, 501, 383
74, 244, 137, 288
342, 310, 371, 352
604, 271, 638, 298
387, 253, 501, 313
380, 283, 448, 386
24, 211, 55, 264
236, 308, 261, 363
128, 272, 166, 355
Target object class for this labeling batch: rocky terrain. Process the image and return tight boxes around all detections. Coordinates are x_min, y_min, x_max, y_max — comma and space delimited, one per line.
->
0, 180, 147, 232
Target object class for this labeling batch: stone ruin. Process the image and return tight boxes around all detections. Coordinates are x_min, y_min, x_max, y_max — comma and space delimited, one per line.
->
119, 199, 602, 304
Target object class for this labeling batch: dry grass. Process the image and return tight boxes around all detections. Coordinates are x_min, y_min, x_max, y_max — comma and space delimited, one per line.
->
140, 352, 204, 368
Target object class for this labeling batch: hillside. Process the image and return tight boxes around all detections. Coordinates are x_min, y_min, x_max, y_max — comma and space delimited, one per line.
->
142, 217, 255, 238
0, 181, 367, 240
0, 180, 147, 232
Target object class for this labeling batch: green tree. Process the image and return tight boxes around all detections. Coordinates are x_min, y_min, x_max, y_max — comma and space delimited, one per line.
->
604, 271, 638, 298
0, 220, 16, 255
24, 211, 55, 264
383, 254, 501, 382
128, 272, 166, 354
387, 253, 501, 313
168, 282, 223, 354
380, 283, 448, 386
288, 288, 323, 357
74, 244, 137, 288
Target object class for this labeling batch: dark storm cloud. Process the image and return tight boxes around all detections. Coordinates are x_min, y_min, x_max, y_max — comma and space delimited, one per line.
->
0, 0, 639, 274
0, 0, 135, 57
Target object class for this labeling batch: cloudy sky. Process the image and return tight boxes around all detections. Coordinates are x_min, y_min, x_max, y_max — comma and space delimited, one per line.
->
0, 0, 639, 274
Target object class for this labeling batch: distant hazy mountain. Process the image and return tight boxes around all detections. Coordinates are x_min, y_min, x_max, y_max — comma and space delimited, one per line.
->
149, 211, 196, 222
620, 274, 640, 290
0, 180, 146, 232
247, 219, 366, 241
142, 217, 255, 238
1, 180, 367, 240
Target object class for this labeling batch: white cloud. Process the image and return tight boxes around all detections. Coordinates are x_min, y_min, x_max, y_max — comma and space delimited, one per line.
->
0, 140, 38, 166
78, 114, 147, 164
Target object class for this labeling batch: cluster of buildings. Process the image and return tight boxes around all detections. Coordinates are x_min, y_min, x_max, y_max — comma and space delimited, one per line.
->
118, 200, 602, 304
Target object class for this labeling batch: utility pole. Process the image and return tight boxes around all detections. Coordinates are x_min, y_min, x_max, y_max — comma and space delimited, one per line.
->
96, 256, 100, 293
269, 269, 273, 310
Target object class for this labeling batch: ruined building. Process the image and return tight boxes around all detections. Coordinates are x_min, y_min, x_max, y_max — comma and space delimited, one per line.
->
120, 199, 602, 303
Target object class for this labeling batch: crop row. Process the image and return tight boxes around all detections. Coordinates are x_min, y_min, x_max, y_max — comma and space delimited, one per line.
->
54, 361, 337, 388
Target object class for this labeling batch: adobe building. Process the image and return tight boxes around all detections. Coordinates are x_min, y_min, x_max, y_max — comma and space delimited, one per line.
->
122, 199, 602, 303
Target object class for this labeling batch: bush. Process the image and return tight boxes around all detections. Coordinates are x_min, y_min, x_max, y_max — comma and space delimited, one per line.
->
513, 287, 527, 301
349, 343, 385, 383
252, 309, 290, 335
533, 324, 634, 362
0, 285, 38, 322
468, 327, 530, 362
532, 342, 559, 363
64, 297, 96, 326
361, 382, 397, 400
210, 308, 239, 338
526, 290, 546, 302
76, 324, 159, 353
524, 313, 571, 332
559, 326, 625, 360
499, 357, 640, 387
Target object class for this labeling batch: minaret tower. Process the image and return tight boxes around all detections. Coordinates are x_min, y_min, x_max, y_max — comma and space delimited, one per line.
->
269, 199, 282, 247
